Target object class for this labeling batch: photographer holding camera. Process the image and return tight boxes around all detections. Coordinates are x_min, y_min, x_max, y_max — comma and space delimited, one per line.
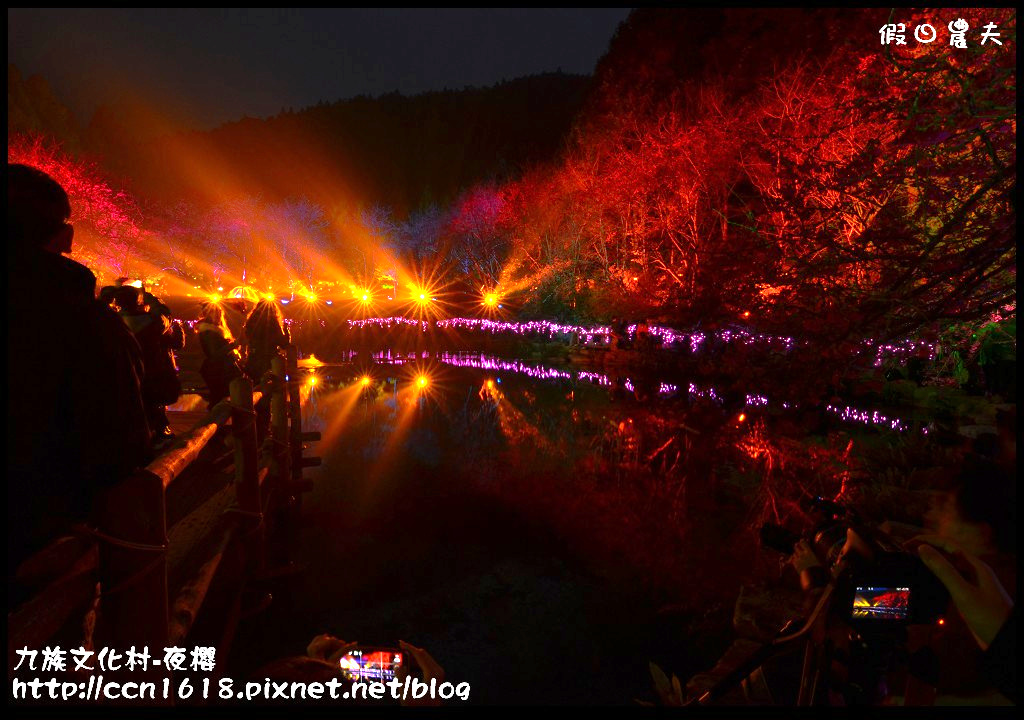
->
691, 453, 1015, 706
802, 454, 1017, 705
917, 538, 1015, 702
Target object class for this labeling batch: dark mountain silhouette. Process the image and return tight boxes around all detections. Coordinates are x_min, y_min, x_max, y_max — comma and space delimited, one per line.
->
8, 65, 83, 152
78, 72, 593, 215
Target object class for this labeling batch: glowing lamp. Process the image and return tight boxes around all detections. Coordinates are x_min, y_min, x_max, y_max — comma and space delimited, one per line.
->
415, 375, 429, 389
486, 379, 495, 390
737, 413, 747, 423
742, 311, 751, 319
484, 293, 499, 307
308, 376, 318, 387
360, 375, 372, 387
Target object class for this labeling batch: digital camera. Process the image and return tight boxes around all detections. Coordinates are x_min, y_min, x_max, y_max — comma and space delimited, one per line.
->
760, 496, 949, 627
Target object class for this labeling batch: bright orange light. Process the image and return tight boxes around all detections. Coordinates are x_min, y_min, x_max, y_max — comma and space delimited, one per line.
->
308, 375, 318, 387
262, 292, 276, 301
303, 291, 318, 303
486, 379, 495, 390
360, 375, 372, 386
416, 375, 429, 389
207, 293, 223, 304
742, 311, 751, 319
484, 293, 499, 307
937, 618, 945, 626
360, 291, 371, 303
738, 413, 747, 423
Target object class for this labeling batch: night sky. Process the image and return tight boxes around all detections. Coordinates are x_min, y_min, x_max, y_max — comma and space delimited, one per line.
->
7, 8, 631, 129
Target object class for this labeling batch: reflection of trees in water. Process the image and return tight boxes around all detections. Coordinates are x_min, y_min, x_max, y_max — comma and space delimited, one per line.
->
450, 387, 505, 484
307, 367, 860, 571
361, 389, 399, 461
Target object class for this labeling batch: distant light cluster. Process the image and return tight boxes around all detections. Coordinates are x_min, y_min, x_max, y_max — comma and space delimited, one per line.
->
578, 371, 611, 386
867, 338, 938, 367
436, 318, 610, 345
349, 316, 431, 332
438, 352, 573, 381
825, 404, 909, 432
687, 382, 722, 403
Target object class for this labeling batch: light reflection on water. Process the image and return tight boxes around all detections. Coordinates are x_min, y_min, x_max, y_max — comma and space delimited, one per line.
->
296, 350, 923, 438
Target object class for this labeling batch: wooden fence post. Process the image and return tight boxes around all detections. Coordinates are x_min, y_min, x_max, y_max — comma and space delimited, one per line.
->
286, 345, 303, 490
95, 468, 169, 699
286, 345, 321, 500
270, 354, 291, 491
230, 376, 264, 571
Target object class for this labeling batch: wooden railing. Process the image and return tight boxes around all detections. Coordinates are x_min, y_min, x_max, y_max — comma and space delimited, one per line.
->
7, 344, 320, 681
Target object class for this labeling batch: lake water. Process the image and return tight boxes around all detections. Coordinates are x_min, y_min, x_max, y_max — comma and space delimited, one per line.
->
221, 348, 923, 704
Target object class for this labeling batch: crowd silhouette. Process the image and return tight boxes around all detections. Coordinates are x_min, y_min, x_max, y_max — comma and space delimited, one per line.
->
7, 163, 292, 587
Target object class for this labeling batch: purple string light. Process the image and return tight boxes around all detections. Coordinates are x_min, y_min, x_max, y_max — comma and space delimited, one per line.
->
212, 313, 931, 365
825, 404, 909, 432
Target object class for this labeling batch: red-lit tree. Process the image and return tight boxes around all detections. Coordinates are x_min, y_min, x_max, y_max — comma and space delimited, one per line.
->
737, 8, 1015, 350
501, 7, 1015, 342
8, 134, 146, 281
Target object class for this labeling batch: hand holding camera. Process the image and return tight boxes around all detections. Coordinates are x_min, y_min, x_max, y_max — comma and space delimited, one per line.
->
914, 535, 1013, 651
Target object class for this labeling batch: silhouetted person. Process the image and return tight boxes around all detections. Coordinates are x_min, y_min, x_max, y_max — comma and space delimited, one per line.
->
197, 302, 243, 409
113, 285, 185, 449
244, 298, 290, 440
635, 318, 652, 352
244, 298, 290, 383
7, 163, 150, 587
609, 316, 630, 350
99, 276, 130, 307
222, 298, 250, 356
142, 285, 172, 319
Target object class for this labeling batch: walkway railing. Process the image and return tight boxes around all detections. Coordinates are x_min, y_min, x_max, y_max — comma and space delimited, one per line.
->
7, 345, 320, 684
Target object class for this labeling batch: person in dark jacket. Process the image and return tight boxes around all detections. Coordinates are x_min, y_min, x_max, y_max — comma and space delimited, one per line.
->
197, 302, 242, 409
99, 276, 130, 307
113, 286, 185, 449
244, 298, 290, 383
7, 163, 150, 586
243, 298, 290, 441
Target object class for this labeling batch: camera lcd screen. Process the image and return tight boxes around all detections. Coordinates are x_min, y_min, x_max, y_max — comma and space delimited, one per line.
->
338, 649, 404, 682
852, 587, 911, 620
